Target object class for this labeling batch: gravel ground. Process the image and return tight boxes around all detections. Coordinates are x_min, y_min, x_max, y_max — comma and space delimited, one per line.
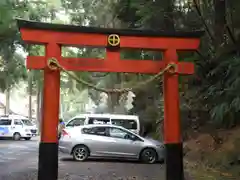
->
0, 169, 194, 180
0, 158, 165, 180
0, 138, 165, 180
0, 168, 162, 180
0, 157, 165, 180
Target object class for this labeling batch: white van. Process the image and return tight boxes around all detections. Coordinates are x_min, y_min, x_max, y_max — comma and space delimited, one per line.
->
0, 115, 38, 140
65, 114, 140, 134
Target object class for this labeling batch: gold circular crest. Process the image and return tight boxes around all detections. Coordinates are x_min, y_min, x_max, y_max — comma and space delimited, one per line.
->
108, 34, 120, 46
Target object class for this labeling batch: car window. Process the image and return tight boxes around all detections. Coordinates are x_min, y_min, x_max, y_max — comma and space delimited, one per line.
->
82, 128, 93, 134
111, 119, 137, 130
66, 118, 85, 127
82, 127, 108, 136
88, 117, 110, 125
109, 127, 136, 140
14, 119, 23, 125
21, 119, 33, 126
0, 119, 12, 126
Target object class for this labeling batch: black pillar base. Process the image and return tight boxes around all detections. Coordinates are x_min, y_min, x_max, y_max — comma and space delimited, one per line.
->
38, 142, 58, 180
165, 143, 184, 180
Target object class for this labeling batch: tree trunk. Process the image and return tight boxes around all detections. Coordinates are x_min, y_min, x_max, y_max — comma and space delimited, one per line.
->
36, 80, 41, 132
107, 74, 122, 113
39, 90, 44, 133
4, 83, 10, 115
60, 92, 64, 120
162, 0, 175, 31
214, 0, 226, 49
107, 93, 120, 113
28, 71, 33, 121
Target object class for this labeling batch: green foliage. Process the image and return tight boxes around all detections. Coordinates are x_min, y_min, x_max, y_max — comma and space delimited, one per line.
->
0, 52, 27, 91
200, 52, 240, 127
129, 81, 163, 133
0, 0, 60, 92
1, 0, 240, 130
113, 0, 240, 129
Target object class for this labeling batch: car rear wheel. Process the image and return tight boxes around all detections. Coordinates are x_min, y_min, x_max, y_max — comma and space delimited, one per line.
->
140, 148, 158, 164
13, 132, 21, 141
24, 137, 31, 140
72, 145, 89, 162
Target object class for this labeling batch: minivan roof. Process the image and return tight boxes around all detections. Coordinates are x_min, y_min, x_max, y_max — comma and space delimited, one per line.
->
70, 124, 137, 132
0, 115, 28, 119
71, 113, 139, 119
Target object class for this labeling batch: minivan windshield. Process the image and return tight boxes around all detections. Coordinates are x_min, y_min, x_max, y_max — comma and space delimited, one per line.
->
22, 119, 33, 126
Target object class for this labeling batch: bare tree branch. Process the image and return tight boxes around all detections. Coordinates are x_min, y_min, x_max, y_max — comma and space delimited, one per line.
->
192, 0, 215, 42
195, 50, 208, 61
225, 24, 236, 44
91, 73, 110, 78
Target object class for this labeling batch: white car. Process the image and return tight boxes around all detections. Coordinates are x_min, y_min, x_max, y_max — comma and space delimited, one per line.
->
0, 115, 38, 140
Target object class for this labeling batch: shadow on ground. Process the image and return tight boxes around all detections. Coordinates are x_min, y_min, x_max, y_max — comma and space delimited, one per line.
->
60, 157, 164, 165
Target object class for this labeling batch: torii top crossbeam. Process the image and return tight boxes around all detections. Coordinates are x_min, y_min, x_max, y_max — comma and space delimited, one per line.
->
17, 19, 203, 74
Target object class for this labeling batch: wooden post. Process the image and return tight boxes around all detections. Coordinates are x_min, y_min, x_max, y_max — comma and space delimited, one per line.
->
164, 49, 183, 180
38, 43, 61, 180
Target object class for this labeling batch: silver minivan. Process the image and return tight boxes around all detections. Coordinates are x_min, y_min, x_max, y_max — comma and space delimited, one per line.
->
59, 124, 165, 164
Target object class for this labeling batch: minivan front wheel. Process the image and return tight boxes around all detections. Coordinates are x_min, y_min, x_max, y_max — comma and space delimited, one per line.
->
13, 132, 21, 141
72, 145, 89, 162
140, 148, 158, 164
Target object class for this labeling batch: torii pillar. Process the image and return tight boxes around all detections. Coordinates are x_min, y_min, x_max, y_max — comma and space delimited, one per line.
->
17, 19, 203, 180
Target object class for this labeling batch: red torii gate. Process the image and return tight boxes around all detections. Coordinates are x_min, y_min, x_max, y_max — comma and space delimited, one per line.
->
17, 19, 203, 180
